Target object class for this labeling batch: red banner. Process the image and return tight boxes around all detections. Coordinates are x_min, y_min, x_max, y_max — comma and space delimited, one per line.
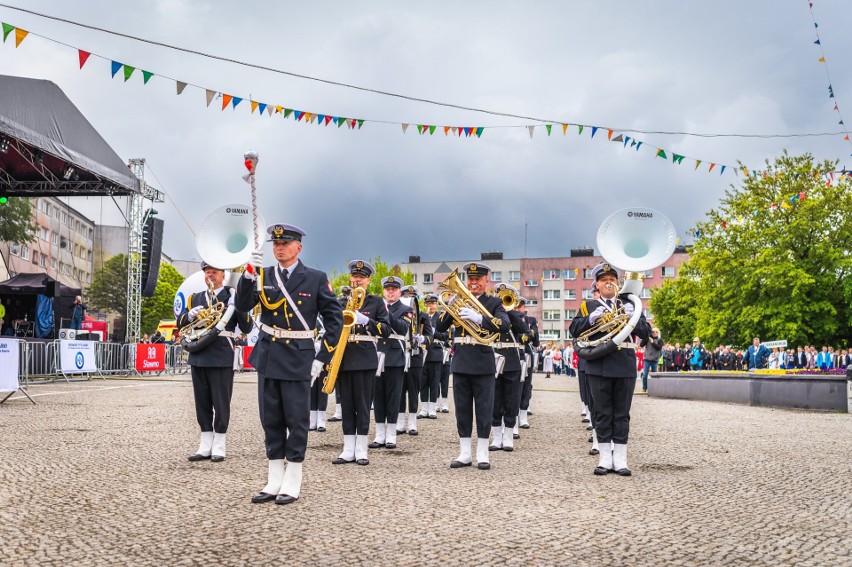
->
242, 346, 254, 370
136, 343, 165, 372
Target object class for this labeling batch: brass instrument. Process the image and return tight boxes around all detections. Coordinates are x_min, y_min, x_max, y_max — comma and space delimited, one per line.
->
574, 281, 631, 348
179, 276, 237, 353
493, 283, 519, 310
436, 268, 499, 345
322, 287, 367, 394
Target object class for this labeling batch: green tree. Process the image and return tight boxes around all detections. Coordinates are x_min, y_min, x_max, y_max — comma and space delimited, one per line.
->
0, 198, 36, 243
329, 257, 415, 297
141, 262, 184, 334
650, 152, 852, 347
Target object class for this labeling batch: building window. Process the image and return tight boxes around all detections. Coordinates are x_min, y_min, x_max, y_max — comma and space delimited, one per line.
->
563, 289, 577, 300
543, 310, 561, 321
582, 289, 595, 299
662, 266, 676, 278
542, 269, 559, 280
40, 227, 49, 240
61, 212, 67, 225
32, 251, 39, 264
643, 309, 653, 319
562, 269, 577, 280
53, 208, 60, 220
490, 271, 501, 282
565, 309, 577, 319
542, 289, 560, 300
10, 244, 20, 256
583, 268, 594, 279
39, 255, 46, 268
459, 272, 466, 282
87, 250, 93, 262
508, 271, 520, 282
640, 289, 652, 299
411, 274, 417, 284
50, 258, 56, 270
20, 245, 28, 260
423, 273, 433, 284
526, 299, 539, 307
523, 279, 539, 287
51, 232, 59, 245
88, 228, 93, 240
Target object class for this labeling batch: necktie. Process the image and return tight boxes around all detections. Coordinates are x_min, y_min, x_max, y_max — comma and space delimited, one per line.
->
605, 299, 613, 309
281, 268, 289, 283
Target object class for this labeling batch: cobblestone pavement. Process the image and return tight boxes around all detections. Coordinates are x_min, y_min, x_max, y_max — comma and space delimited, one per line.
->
1, 372, 850, 566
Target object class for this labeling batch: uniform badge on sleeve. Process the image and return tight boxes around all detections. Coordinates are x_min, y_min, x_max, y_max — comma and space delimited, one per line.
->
299, 292, 312, 297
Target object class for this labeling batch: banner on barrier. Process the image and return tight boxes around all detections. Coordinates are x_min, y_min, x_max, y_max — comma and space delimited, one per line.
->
243, 346, 254, 370
0, 339, 20, 391
136, 343, 166, 372
59, 340, 98, 373
762, 340, 788, 349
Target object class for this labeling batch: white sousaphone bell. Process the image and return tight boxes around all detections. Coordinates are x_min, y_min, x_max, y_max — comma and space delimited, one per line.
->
574, 207, 676, 360
174, 204, 265, 351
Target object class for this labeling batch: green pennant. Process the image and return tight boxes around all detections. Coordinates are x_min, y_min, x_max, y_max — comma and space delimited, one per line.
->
123, 65, 135, 82
338, 117, 346, 128
2, 23, 14, 42
577, 125, 584, 135
475, 127, 484, 137
142, 71, 153, 84
672, 153, 685, 164
358, 119, 364, 130
656, 149, 667, 159
546, 124, 552, 136
417, 125, 424, 134
428, 125, 436, 135
283, 108, 293, 119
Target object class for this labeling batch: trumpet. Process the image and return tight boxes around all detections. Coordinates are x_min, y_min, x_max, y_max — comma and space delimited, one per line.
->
437, 268, 499, 345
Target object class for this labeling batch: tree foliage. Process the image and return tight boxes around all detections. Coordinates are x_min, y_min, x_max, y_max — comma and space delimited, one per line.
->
329, 257, 414, 296
0, 198, 37, 244
650, 152, 852, 348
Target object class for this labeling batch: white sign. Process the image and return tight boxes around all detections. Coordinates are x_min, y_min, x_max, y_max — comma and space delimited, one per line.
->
762, 340, 788, 349
0, 339, 21, 392
59, 340, 98, 373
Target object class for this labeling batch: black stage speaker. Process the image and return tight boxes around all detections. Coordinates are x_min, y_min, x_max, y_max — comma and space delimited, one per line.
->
141, 217, 164, 297
44, 280, 61, 297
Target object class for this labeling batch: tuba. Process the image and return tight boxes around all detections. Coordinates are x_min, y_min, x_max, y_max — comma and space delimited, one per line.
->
322, 287, 366, 394
437, 268, 499, 345
574, 207, 676, 360
178, 203, 266, 352
493, 283, 519, 310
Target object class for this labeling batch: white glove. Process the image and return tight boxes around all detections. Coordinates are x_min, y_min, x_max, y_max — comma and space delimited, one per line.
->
187, 305, 204, 321
414, 334, 426, 345
458, 307, 483, 326
623, 303, 635, 316
249, 248, 264, 271
354, 312, 369, 326
588, 306, 607, 324
310, 359, 324, 385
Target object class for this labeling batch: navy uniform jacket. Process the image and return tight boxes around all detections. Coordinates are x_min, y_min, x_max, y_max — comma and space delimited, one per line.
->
235, 262, 343, 380
378, 300, 413, 368
177, 287, 253, 367
426, 311, 450, 363
340, 293, 391, 372
569, 295, 651, 378
494, 309, 530, 373
434, 293, 510, 375
408, 310, 434, 369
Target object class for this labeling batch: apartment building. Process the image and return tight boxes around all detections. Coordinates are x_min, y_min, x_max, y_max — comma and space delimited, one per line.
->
397, 246, 690, 343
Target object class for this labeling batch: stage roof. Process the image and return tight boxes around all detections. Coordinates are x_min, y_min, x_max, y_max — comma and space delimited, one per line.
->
0, 74, 140, 197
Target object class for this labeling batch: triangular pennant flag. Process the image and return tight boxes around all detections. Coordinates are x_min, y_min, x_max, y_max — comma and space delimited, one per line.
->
694, 160, 702, 170
443, 126, 450, 136
429, 125, 436, 135
528, 126, 535, 138
623, 136, 631, 147
635, 141, 643, 150
417, 125, 424, 134
2, 23, 13, 42
304, 112, 313, 122
656, 148, 667, 159
672, 153, 685, 164
221, 94, 233, 110
475, 127, 484, 137
357, 119, 364, 129
123, 65, 135, 82
274, 105, 283, 114
266, 106, 273, 116
283, 108, 293, 119
591, 126, 599, 138
231, 97, 242, 109
324, 115, 333, 126
612, 134, 623, 142
111, 61, 123, 78
452, 127, 459, 136
142, 71, 153, 84
176, 81, 188, 95
630, 139, 637, 148
814, 39, 820, 44
14, 27, 28, 47
294, 110, 304, 121
78, 50, 91, 69
845, 135, 850, 141
337, 116, 346, 128
316, 114, 324, 124
577, 125, 584, 135
206, 90, 216, 107
401, 123, 409, 134
607, 129, 613, 140
562, 124, 568, 135
819, 57, 825, 62
799, 192, 806, 201
250, 101, 259, 114
463, 127, 472, 137
840, 120, 845, 125
546, 124, 552, 136
258, 103, 268, 115
349, 119, 356, 129
708, 163, 715, 172
720, 165, 726, 175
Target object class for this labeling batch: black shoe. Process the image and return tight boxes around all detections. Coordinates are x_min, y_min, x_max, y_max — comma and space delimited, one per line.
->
251, 492, 276, 503
397, 429, 406, 435
589, 448, 599, 456
275, 494, 297, 505
586, 425, 593, 431
368, 441, 385, 449
328, 416, 342, 422
332, 457, 355, 465
384, 443, 396, 449
428, 415, 438, 419
502, 446, 513, 452
581, 418, 590, 423
450, 460, 472, 469
356, 458, 369, 466
593, 466, 612, 476
477, 462, 491, 470
588, 436, 593, 443
317, 426, 326, 432
615, 468, 632, 477
441, 408, 449, 413
210, 455, 225, 462
519, 424, 530, 429
488, 445, 502, 452
527, 410, 533, 415
187, 453, 211, 462
513, 433, 520, 439
408, 429, 418, 436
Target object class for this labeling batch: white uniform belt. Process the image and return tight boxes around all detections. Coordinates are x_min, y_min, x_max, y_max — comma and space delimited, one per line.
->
217, 331, 234, 339
493, 342, 521, 349
389, 333, 407, 340
259, 323, 314, 339
618, 342, 635, 350
348, 334, 378, 343
453, 337, 483, 346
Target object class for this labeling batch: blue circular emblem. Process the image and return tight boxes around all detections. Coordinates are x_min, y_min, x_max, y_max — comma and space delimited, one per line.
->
75, 351, 84, 369
174, 292, 186, 318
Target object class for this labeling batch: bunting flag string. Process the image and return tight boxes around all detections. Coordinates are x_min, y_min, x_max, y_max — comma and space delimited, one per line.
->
1, 18, 823, 180
806, 1, 852, 151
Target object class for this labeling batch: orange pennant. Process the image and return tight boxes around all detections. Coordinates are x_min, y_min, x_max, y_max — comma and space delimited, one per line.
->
14, 28, 28, 47
221, 94, 232, 110
444, 126, 450, 136
250, 101, 259, 114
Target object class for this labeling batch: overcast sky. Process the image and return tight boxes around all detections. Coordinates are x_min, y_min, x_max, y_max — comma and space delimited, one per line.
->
1, 1, 849, 274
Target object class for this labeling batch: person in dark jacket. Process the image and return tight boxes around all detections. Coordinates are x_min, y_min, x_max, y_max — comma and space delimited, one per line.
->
639, 327, 663, 392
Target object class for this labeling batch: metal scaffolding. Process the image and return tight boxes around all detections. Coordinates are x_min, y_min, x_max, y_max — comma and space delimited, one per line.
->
127, 159, 163, 344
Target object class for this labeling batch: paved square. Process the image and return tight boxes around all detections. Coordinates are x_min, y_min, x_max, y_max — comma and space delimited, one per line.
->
1, 373, 849, 566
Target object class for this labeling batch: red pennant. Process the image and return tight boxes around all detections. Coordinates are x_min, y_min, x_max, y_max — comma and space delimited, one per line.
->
78, 50, 91, 69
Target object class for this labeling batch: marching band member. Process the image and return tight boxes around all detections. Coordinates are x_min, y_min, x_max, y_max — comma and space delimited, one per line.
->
579, 284, 601, 456
439, 329, 453, 413
332, 260, 390, 465
399, 285, 433, 434
180, 261, 253, 463
434, 263, 510, 470
422, 294, 447, 418
373, 276, 412, 450
489, 284, 530, 452
515, 297, 539, 437
569, 262, 651, 477
237, 223, 343, 505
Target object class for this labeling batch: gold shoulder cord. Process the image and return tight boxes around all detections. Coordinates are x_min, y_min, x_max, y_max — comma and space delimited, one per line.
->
258, 268, 287, 310
580, 301, 589, 317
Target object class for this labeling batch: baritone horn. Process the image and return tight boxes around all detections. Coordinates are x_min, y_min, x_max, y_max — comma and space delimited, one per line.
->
493, 283, 520, 310
437, 268, 499, 345
574, 207, 676, 360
